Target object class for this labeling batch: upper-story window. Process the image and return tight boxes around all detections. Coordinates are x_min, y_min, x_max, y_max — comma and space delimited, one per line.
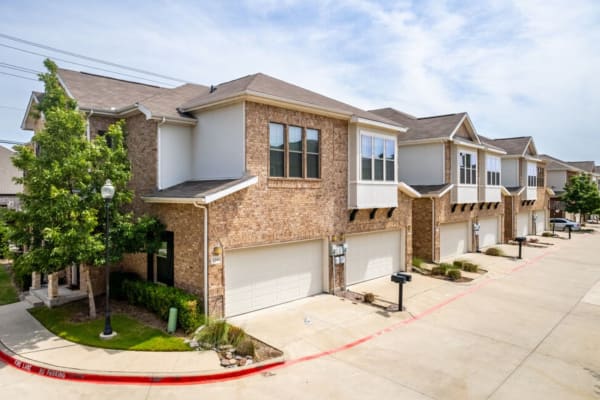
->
527, 163, 537, 187
486, 156, 501, 186
361, 134, 395, 182
459, 151, 477, 185
269, 122, 320, 179
536, 166, 545, 187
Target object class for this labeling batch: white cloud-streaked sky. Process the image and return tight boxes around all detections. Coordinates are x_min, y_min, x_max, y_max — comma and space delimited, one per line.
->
0, 0, 599, 162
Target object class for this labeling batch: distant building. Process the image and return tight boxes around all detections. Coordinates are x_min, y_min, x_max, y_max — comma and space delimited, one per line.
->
0, 145, 22, 209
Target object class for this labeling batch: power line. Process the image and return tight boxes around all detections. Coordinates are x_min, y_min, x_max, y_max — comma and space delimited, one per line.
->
0, 62, 42, 75
0, 139, 26, 145
0, 71, 38, 81
0, 32, 188, 83
0, 43, 177, 87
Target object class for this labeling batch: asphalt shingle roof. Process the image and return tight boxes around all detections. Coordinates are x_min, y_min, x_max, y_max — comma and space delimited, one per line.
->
369, 107, 467, 141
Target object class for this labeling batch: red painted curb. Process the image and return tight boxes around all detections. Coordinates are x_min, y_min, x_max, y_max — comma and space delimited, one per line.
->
0, 247, 555, 385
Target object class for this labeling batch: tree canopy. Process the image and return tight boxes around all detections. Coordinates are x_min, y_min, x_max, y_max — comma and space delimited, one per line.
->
562, 173, 600, 222
7, 59, 163, 275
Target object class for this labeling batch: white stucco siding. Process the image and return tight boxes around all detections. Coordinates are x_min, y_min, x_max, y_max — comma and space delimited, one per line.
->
158, 124, 193, 189
192, 102, 245, 180
397, 143, 445, 185
501, 159, 519, 187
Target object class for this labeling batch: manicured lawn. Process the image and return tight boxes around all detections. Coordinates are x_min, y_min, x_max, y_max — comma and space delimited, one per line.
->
0, 265, 19, 305
29, 304, 192, 351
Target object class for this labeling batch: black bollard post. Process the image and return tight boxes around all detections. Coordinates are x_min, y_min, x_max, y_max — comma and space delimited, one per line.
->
568, 225, 572, 239
552, 223, 555, 235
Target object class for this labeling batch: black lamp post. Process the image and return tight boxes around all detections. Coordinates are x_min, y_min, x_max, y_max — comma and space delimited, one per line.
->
100, 179, 116, 339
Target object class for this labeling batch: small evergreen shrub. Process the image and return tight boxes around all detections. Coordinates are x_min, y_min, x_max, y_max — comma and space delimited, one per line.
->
109, 270, 141, 300
196, 320, 248, 348
447, 269, 462, 281
236, 338, 256, 357
485, 247, 504, 257
432, 263, 452, 276
412, 257, 424, 268
121, 279, 203, 333
542, 232, 554, 237
363, 292, 375, 303
462, 262, 479, 273
453, 260, 466, 269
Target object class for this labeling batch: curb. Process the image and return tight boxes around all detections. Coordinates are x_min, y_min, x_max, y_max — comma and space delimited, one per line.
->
0, 246, 556, 385
0, 344, 286, 385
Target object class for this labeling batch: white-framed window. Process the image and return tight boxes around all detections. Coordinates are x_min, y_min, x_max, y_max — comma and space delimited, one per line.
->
527, 163, 537, 187
486, 156, 501, 186
360, 133, 395, 182
459, 151, 477, 185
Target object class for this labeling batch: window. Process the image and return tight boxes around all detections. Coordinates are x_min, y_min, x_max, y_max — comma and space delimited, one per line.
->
486, 156, 501, 186
459, 152, 477, 185
537, 166, 545, 187
269, 122, 320, 179
360, 134, 395, 182
527, 163, 537, 187
97, 130, 113, 148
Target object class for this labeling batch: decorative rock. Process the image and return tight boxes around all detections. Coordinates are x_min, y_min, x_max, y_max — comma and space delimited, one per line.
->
224, 351, 233, 359
220, 359, 231, 367
189, 340, 199, 348
229, 359, 238, 366
218, 344, 233, 351
201, 342, 212, 350
238, 358, 247, 367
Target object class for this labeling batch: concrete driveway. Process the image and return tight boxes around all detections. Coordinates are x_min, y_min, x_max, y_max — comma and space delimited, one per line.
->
0, 229, 599, 399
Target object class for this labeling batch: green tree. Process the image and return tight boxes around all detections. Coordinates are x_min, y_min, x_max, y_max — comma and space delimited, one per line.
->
562, 174, 600, 223
8, 59, 163, 314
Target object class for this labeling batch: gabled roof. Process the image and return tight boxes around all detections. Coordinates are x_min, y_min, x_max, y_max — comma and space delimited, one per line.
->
566, 161, 596, 173
370, 108, 468, 141
56, 68, 207, 123
539, 154, 581, 172
181, 73, 404, 129
481, 136, 536, 156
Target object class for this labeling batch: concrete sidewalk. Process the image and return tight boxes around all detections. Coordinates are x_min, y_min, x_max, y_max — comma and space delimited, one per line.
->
0, 228, 588, 382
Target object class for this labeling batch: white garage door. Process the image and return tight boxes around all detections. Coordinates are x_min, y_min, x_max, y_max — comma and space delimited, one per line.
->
479, 217, 499, 248
440, 222, 469, 259
534, 210, 546, 235
516, 212, 530, 237
224, 240, 323, 317
346, 230, 403, 285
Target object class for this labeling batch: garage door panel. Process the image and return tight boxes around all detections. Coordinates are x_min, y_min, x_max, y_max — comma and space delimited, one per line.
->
440, 222, 468, 259
479, 217, 499, 248
534, 210, 546, 235
225, 240, 323, 317
346, 230, 403, 285
517, 212, 529, 237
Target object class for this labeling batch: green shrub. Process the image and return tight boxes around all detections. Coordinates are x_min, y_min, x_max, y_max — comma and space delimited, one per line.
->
11, 255, 31, 291
236, 338, 255, 357
227, 324, 247, 347
462, 262, 479, 273
412, 257, 424, 268
432, 263, 452, 276
447, 269, 462, 281
453, 260, 466, 268
542, 232, 554, 237
109, 270, 141, 300
363, 292, 375, 303
485, 247, 504, 257
196, 320, 248, 349
121, 279, 203, 333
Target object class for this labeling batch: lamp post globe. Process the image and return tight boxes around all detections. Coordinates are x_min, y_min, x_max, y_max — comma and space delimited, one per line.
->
100, 179, 116, 339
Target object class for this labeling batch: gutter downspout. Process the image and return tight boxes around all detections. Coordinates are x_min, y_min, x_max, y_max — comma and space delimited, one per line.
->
193, 202, 209, 320
157, 117, 166, 190
86, 110, 94, 141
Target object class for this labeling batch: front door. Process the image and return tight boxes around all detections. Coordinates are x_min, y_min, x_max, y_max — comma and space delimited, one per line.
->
150, 231, 174, 286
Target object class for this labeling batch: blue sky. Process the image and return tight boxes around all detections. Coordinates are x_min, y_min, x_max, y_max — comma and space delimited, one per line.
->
0, 0, 599, 163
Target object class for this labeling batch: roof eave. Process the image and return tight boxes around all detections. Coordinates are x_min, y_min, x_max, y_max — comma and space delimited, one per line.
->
20, 92, 40, 131
398, 182, 422, 198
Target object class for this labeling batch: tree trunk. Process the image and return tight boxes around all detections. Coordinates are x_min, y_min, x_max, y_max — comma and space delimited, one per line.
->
83, 265, 96, 318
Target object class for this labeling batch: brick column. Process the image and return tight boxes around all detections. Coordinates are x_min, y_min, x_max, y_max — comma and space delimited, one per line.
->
31, 271, 41, 289
48, 273, 59, 299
